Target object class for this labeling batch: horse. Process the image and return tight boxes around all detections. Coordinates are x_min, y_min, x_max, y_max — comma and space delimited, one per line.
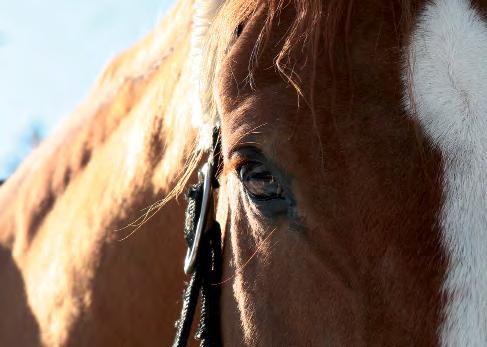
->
2, 0, 487, 345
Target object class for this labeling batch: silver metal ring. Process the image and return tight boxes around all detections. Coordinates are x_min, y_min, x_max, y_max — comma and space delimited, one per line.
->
183, 161, 213, 275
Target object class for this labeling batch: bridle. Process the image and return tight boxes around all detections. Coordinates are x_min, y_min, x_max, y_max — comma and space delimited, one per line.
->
173, 127, 223, 347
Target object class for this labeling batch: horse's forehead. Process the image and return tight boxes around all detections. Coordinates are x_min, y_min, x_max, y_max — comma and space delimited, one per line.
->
216, 7, 275, 111
215, 9, 300, 154
215, 1, 394, 148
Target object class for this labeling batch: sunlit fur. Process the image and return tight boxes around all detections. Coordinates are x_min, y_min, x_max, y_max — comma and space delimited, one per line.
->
0, 0, 199, 345
1, 0, 487, 345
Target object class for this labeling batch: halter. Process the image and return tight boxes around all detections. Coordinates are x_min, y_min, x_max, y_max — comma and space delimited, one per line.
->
172, 127, 223, 347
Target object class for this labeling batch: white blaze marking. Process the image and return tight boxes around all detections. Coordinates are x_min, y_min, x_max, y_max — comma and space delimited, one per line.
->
406, 0, 487, 345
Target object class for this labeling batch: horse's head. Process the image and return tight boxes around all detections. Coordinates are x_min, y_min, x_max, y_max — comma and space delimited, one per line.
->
189, 0, 487, 345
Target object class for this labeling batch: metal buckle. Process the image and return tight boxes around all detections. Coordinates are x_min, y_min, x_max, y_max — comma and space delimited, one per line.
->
183, 161, 213, 275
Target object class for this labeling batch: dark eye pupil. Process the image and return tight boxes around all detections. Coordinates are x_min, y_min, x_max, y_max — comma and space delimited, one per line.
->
239, 162, 283, 200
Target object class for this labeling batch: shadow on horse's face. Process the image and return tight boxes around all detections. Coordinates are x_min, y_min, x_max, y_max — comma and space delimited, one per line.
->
213, 2, 449, 345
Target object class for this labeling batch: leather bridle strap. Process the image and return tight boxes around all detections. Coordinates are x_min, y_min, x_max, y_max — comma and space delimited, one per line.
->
172, 127, 222, 347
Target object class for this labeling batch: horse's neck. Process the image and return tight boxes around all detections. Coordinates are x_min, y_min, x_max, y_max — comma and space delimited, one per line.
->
0, 0, 197, 345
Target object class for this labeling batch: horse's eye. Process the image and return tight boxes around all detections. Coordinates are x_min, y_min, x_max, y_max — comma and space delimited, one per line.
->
238, 162, 284, 201
235, 23, 244, 38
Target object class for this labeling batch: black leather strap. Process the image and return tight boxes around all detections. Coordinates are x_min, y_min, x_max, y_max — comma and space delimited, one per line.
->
172, 127, 222, 347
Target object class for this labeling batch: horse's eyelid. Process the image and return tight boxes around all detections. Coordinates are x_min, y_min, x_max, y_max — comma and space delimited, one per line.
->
227, 156, 247, 173
227, 146, 263, 169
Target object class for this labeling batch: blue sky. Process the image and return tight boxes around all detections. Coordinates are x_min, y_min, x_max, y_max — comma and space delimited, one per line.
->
0, 0, 175, 178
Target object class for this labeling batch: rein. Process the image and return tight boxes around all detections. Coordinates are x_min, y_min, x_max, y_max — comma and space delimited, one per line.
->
172, 127, 223, 347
